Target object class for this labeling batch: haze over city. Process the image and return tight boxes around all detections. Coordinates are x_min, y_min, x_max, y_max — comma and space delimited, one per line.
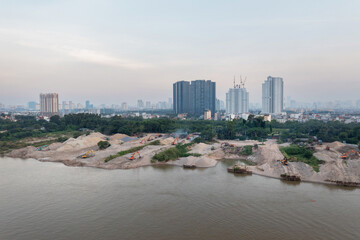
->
1, 0, 360, 105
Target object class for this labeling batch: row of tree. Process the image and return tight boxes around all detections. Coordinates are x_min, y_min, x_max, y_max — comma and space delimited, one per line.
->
1, 114, 359, 146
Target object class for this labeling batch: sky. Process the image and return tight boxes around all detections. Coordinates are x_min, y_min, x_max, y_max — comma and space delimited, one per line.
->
0, 0, 360, 106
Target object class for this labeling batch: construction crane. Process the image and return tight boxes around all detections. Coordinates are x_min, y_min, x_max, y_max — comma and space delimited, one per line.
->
129, 151, 141, 160
80, 150, 95, 158
37, 145, 49, 151
172, 137, 179, 145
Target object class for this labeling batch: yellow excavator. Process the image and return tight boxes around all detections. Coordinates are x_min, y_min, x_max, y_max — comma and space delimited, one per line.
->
79, 150, 95, 158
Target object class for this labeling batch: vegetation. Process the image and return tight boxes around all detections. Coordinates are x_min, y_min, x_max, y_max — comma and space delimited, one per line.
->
1, 113, 360, 154
104, 140, 160, 162
240, 145, 253, 155
97, 141, 111, 150
272, 119, 360, 145
280, 145, 325, 172
152, 143, 200, 163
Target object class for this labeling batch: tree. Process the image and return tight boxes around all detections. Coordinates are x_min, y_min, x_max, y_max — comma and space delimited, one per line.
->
98, 141, 111, 150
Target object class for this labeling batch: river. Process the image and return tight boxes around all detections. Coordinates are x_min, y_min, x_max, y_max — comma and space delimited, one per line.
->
1, 157, 360, 240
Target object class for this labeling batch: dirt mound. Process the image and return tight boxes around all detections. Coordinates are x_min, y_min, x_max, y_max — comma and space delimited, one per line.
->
327, 141, 346, 150
160, 137, 175, 145
189, 143, 213, 155
56, 132, 105, 152
110, 134, 129, 141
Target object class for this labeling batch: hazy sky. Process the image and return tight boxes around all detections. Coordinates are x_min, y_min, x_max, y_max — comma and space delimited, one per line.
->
1, 0, 360, 106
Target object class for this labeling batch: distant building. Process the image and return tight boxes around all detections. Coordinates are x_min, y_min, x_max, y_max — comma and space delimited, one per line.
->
40, 93, 59, 116
85, 100, 93, 110
122, 102, 128, 111
216, 99, 221, 111
173, 80, 216, 116
27, 101, 37, 110
146, 101, 151, 109
262, 76, 284, 114
204, 110, 211, 120
226, 85, 249, 114
137, 100, 144, 109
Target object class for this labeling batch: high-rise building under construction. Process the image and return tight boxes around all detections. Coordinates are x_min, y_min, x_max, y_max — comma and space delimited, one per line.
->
40, 93, 59, 116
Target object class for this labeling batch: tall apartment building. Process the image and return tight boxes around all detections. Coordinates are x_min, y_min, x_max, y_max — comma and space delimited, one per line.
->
226, 87, 249, 114
40, 93, 59, 116
173, 80, 216, 116
262, 76, 284, 114
173, 81, 190, 115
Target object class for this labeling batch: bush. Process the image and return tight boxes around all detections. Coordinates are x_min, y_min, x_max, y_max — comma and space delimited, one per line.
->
152, 143, 200, 162
73, 132, 82, 138
240, 145, 253, 155
98, 140, 111, 150
57, 136, 69, 142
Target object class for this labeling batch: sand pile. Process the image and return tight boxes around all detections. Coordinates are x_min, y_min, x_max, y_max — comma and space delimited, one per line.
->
160, 137, 175, 145
189, 143, 214, 155
327, 141, 345, 150
169, 155, 217, 168
56, 132, 105, 152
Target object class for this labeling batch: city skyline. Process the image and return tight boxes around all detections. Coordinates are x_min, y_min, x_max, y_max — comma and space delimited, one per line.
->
1, 1, 360, 105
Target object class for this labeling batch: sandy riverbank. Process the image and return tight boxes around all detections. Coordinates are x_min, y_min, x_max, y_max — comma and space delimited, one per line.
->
5, 132, 360, 186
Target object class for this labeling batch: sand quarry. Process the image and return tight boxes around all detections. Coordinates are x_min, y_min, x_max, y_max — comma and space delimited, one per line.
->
5, 133, 360, 186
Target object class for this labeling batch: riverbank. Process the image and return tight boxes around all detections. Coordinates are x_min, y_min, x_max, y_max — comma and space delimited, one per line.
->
4, 132, 360, 187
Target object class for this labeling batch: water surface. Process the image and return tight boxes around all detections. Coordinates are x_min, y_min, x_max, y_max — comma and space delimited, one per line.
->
1, 157, 359, 240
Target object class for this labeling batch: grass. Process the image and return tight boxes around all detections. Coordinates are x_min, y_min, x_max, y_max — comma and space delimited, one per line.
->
104, 140, 161, 162
151, 142, 200, 163
280, 145, 325, 172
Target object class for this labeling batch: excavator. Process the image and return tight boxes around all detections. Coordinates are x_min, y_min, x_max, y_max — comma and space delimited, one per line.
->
340, 150, 357, 160
129, 151, 141, 160
140, 138, 146, 144
187, 134, 193, 140
80, 150, 95, 158
172, 137, 179, 145
37, 145, 50, 151
221, 142, 235, 148
281, 157, 289, 166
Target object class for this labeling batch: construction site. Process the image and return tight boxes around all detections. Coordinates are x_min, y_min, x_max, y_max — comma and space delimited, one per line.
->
5, 132, 360, 187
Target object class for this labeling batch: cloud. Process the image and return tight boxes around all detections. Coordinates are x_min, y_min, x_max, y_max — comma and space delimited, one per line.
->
0, 28, 150, 69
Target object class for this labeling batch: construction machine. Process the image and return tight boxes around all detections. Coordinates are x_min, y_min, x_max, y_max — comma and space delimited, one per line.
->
80, 150, 95, 158
187, 134, 193, 140
129, 151, 141, 160
281, 157, 288, 166
37, 145, 50, 151
172, 138, 179, 145
140, 138, 146, 144
325, 146, 330, 151
221, 142, 235, 148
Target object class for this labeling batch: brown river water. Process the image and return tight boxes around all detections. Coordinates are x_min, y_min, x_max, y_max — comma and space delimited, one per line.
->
1, 157, 360, 240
